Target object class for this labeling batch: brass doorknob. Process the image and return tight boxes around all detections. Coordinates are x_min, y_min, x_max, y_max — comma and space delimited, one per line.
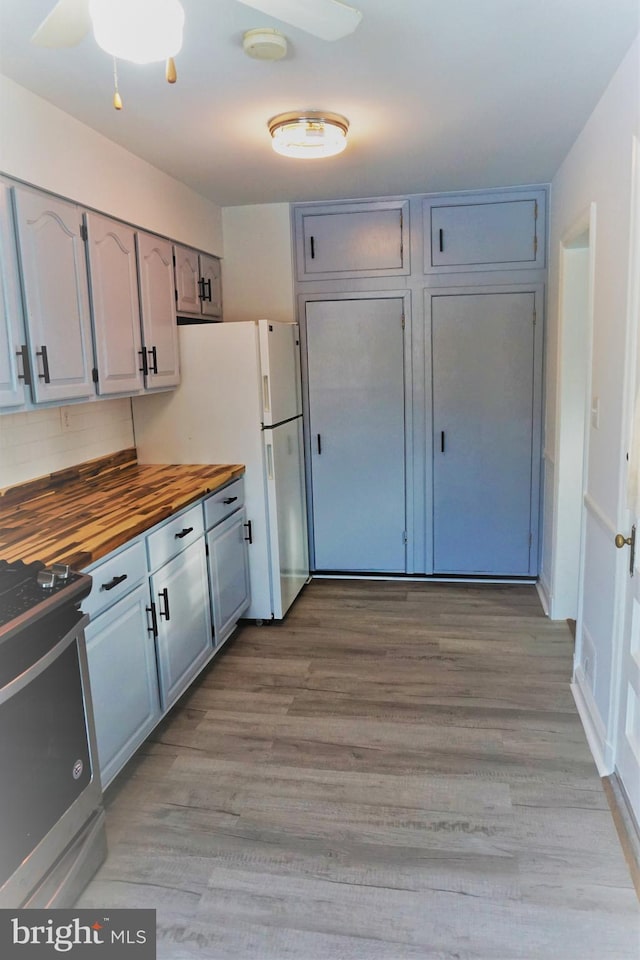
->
615, 533, 632, 548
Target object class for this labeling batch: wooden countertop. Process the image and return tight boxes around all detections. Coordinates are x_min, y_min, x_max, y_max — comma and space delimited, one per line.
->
0, 449, 244, 569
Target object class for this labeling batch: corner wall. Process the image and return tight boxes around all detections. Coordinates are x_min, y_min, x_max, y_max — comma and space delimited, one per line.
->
542, 36, 640, 763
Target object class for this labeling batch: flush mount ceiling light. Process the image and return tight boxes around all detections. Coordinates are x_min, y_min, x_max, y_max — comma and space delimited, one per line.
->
268, 112, 349, 159
243, 28, 288, 61
88, 0, 184, 64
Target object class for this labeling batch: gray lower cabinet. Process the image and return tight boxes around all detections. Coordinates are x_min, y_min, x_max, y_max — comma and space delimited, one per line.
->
85, 582, 161, 789
150, 535, 213, 711
83, 482, 249, 786
206, 507, 251, 645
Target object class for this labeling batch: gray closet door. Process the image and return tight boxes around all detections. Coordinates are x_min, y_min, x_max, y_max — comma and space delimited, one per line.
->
432, 292, 536, 575
306, 298, 406, 572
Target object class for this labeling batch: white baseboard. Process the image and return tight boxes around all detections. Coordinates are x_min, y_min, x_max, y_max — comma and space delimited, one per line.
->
571, 669, 611, 776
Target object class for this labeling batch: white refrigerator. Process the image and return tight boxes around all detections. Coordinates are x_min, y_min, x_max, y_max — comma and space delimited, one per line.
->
132, 319, 309, 620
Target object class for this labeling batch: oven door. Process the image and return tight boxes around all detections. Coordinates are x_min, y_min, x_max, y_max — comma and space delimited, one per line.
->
0, 605, 102, 906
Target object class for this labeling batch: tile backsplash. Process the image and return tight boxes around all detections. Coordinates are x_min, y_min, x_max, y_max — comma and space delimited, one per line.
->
0, 398, 135, 489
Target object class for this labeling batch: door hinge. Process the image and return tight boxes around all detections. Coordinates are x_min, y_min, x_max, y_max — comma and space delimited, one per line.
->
533, 307, 537, 326
534, 200, 538, 220
403, 531, 408, 544
399, 210, 404, 260
401, 313, 405, 330
92, 367, 99, 383
533, 234, 538, 257
80, 223, 88, 242
529, 533, 533, 547
174, 288, 178, 303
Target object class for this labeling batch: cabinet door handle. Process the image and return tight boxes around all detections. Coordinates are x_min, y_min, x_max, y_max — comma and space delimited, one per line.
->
441, 431, 445, 453
16, 345, 32, 386
138, 349, 149, 376
146, 603, 158, 638
36, 345, 51, 383
438, 228, 444, 253
204, 278, 212, 302
317, 434, 322, 455
244, 520, 253, 544
175, 526, 194, 539
223, 496, 238, 505
158, 587, 171, 621
101, 573, 128, 592
310, 235, 316, 259
198, 277, 205, 301
148, 345, 158, 374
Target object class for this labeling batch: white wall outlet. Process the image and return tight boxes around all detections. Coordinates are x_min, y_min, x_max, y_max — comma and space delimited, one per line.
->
591, 396, 600, 429
60, 407, 72, 432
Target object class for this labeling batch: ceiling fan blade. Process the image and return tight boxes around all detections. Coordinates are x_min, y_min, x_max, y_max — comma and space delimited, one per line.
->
235, 0, 362, 42
31, 0, 91, 48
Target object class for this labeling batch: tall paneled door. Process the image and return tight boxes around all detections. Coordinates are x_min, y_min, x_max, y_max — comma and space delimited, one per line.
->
431, 291, 540, 575
305, 298, 406, 572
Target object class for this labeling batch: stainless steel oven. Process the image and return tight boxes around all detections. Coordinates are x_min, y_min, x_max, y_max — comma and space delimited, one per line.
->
0, 560, 106, 907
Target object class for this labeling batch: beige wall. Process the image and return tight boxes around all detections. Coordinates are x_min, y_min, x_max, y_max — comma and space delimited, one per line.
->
221, 203, 294, 323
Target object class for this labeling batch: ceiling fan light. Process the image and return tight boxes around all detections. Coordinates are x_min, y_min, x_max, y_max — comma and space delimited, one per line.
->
89, 0, 185, 65
268, 112, 349, 159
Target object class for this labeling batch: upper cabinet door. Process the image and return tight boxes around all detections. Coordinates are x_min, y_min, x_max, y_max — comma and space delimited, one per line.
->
424, 190, 546, 273
199, 253, 222, 318
137, 232, 180, 390
12, 187, 94, 403
174, 244, 200, 314
294, 200, 410, 280
85, 212, 144, 396
0, 182, 29, 408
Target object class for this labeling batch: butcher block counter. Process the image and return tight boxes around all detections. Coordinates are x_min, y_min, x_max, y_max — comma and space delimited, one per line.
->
0, 448, 244, 568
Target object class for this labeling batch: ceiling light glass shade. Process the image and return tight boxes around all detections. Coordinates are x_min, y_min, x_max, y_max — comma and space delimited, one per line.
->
89, 0, 185, 65
268, 112, 349, 159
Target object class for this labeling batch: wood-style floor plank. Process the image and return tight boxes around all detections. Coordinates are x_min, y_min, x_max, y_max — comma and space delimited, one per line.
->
77, 580, 639, 959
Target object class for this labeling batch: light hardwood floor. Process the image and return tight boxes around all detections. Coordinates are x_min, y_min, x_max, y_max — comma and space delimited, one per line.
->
77, 580, 640, 959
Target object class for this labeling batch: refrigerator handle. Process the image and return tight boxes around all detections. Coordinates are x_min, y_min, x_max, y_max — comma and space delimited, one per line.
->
262, 375, 270, 414
266, 443, 274, 479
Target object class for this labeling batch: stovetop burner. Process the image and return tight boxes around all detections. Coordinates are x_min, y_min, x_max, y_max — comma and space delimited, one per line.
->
0, 559, 92, 634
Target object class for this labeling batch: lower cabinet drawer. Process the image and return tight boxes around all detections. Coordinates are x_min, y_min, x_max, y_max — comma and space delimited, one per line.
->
204, 478, 245, 530
83, 539, 147, 620
147, 503, 204, 572
85, 582, 161, 788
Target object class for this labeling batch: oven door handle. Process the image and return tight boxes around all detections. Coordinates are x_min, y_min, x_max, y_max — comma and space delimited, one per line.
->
0, 613, 89, 705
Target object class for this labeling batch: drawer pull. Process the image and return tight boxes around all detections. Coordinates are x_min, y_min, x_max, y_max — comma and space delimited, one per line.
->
223, 496, 238, 505
158, 587, 171, 621
244, 520, 253, 544
101, 573, 128, 592
175, 526, 194, 539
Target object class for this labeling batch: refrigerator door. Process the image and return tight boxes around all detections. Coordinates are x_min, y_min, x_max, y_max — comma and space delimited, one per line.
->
263, 416, 309, 618
258, 319, 302, 425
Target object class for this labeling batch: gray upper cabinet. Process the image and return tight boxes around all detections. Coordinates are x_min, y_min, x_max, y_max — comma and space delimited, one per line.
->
423, 190, 546, 273
294, 200, 409, 280
85, 211, 144, 396
0, 182, 29, 408
12, 185, 94, 403
174, 244, 222, 319
137, 232, 180, 390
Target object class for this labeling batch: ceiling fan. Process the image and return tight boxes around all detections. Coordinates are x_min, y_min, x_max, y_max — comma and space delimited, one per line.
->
31, 0, 364, 50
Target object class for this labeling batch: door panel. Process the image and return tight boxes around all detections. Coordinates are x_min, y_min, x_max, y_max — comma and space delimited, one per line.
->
432, 292, 536, 575
200, 254, 222, 318
306, 298, 406, 572
12, 187, 94, 402
137, 233, 180, 389
264, 417, 309, 616
174, 245, 200, 314
207, 509, 251, 644
0, 183, 27, 407
430, 200, 538, 267
302, 209, 405, 275
259, 319, 301, 425
85, 212, 143, 395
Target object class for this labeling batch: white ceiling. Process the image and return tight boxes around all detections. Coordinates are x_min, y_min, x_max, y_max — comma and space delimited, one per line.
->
0, 1, 638, 206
